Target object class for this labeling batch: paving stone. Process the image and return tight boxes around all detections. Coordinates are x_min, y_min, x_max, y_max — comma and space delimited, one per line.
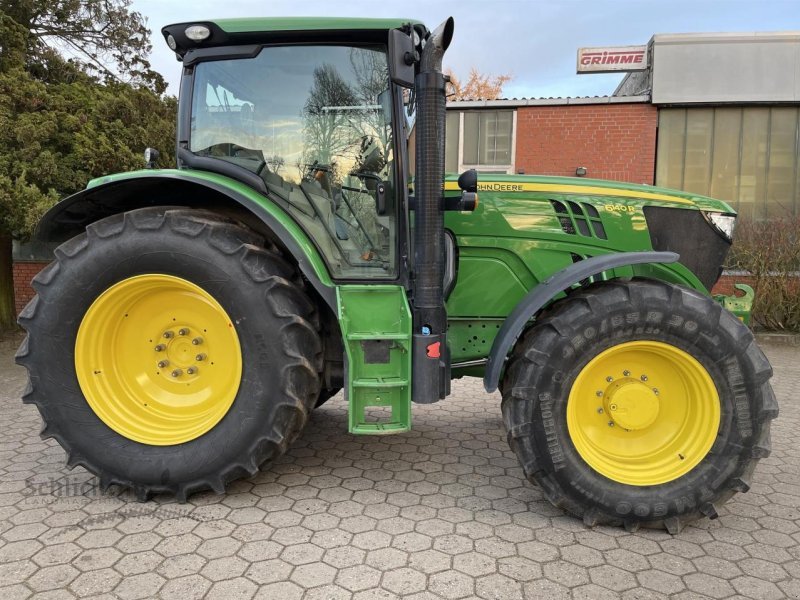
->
201, 555, 248, 581
589, 564, 638, 592
382, 566, 427, 594
683, 573, 736, 599
207, 576, 258, 600
68, 567, 121, 596
113, 571, 165, 599
637, 569, 686, 595
453, 551, 496, 576
429, 569, 476, 599
290, 561, 337, 587
366, 547, 408, 570
113, 549, 162, 576
27, 564, 79, 592
336, 564, 383, 592
159, 574, 212, 600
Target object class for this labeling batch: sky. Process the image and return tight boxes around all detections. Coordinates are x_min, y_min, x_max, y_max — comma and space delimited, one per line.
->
132, 0, 800, 98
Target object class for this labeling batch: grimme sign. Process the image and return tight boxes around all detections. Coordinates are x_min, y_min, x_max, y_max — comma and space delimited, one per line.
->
577, 45, 648, 73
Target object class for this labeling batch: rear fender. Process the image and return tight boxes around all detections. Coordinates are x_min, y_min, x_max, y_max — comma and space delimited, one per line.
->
35, 169, 336, 308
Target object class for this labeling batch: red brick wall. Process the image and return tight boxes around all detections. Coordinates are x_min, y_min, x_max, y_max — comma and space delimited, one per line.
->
515, 103, 658, 184
13, 261, 50, 316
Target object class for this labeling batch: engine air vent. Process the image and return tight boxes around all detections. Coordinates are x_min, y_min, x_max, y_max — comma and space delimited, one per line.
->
550, 199, 608, 240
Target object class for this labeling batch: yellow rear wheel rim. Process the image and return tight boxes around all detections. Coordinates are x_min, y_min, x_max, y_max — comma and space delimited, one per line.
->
75, 274, 242, 446
567, 341, 720, 486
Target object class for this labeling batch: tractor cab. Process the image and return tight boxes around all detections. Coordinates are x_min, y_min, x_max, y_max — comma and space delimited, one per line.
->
162, 19, 437, 282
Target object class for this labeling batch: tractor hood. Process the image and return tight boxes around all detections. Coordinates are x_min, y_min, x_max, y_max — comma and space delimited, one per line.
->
443, 173, 735, 214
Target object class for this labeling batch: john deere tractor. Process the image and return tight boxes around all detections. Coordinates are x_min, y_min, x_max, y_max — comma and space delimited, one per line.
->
17, 16, 776, 532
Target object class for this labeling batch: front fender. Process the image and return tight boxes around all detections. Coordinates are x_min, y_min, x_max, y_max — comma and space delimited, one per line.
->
35, 169, 336, 308
483, 251, 679, 393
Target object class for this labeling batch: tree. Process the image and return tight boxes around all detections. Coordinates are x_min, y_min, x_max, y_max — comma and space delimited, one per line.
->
445, 67, 512, 101
1, 0, 164, 92
0, 2, 176, 330
302, 63, 359, 167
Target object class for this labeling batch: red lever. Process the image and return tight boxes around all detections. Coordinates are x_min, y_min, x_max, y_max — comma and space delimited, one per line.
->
426, 341, 441, 359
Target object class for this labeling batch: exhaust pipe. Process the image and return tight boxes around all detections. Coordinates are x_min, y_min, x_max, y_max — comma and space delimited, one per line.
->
412, 17, 455, 404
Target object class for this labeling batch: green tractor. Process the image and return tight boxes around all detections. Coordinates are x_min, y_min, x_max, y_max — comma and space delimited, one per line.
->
17, 16, 776, 533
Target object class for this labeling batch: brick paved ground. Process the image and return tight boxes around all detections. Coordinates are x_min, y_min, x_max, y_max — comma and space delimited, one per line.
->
0, 333, 798, 600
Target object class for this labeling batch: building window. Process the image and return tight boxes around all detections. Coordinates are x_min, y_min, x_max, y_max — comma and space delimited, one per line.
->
656, 107, 800, 219
445, 109, 516, 174
463, 111, 513, 167
445, 111, 460, 173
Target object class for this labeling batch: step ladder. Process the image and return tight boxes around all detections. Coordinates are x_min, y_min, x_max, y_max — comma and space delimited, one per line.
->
337, 285, 412, 434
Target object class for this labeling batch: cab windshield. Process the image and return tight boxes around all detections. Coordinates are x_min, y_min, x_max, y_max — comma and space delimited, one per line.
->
190, 45, 397, 279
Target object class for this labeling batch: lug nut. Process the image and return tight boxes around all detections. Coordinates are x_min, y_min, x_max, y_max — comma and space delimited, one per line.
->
606, 376, 613, 382
163, 331, 174, 339
154, 344, 166, 352
178, 328, 189, 336
192, 337, 203, 346
653, 388, 659, 396
608, 421, 615, 427
641, 374, 648, 382
157, 360, 170, 368
195, 353, 206, 362
596, 390, 603, 397
623, 370, 631, 377
186, 366, 198, 375
171, 369, 183, 378
597, 407, 604, 414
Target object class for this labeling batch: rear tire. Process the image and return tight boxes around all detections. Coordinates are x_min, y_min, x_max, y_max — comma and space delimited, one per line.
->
501, 279, 777, 532
16, 207, 323, 501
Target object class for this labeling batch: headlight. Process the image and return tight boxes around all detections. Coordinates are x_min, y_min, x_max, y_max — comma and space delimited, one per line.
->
703, 212, 736, 241
185, 25, 211, 42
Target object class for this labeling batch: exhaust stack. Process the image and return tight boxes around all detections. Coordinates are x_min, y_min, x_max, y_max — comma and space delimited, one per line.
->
411, 17, 454, 404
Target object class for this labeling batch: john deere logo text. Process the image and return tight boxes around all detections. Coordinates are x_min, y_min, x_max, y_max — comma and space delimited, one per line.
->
478, 183, 523, 192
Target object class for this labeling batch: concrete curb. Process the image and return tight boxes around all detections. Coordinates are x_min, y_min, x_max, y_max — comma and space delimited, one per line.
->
755, 331, 800, 347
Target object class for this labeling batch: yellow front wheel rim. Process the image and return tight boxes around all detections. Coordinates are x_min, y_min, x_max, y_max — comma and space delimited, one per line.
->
567, 341, 720, 486
75, 274, 242, 446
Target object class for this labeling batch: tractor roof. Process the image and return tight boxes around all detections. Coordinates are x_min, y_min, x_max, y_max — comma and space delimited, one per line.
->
208, 17, 423, 34
162, 17, 424, 57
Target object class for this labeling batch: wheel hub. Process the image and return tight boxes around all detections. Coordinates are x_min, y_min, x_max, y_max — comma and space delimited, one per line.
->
157, 327, 204, 382
604, 378, 660, 431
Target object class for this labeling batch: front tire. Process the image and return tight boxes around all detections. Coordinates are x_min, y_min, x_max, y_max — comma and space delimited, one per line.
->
16, 208, 323, 500
501, 279, 777, 532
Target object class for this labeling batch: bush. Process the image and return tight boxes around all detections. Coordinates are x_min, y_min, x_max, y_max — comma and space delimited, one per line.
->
727, 217, 800, 331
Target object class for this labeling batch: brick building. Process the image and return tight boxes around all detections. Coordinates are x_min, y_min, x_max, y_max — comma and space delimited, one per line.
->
445, 96, 657, 184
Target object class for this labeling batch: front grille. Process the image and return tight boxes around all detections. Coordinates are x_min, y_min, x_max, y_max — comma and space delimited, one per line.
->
643, 206, 731, 290
550, 200, 608, 240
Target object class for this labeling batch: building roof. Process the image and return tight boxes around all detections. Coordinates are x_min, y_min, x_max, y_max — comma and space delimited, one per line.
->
446, 95, 649, 108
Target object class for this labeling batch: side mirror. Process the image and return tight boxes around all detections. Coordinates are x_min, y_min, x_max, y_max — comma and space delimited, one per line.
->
388, 29, 417, 88
144, 147, 160, 169
457, 169, 478, 193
